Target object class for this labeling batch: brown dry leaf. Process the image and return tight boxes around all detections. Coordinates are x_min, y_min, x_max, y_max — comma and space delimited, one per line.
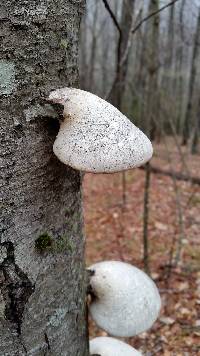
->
151, 272, 159, 279
160, 317, 176, 325
194, 331, 200, 337
138, 332, 148, 339
99, 331, 107, 337
163, 351, 171, 356
178, 281, 189, 291
160, 335, 168, 344
174, 302, 181, 310
179, 307, 190, 316
195, 320, 200, 327
155, 222, 168, 231
196, 279, 200, 297
184, 337, 194, 346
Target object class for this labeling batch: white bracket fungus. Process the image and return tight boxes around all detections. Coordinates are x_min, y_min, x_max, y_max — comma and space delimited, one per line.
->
48, 88, 153, 173
90, 336, 142, 356
88, 261, 161, 337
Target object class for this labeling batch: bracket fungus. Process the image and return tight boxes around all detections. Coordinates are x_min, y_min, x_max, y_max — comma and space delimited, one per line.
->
90, 337, 142, 356
48, 88, 153, 173
88, 261, 161, 337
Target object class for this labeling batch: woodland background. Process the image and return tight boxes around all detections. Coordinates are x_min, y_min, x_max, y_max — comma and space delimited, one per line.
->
80, 0, 200, 354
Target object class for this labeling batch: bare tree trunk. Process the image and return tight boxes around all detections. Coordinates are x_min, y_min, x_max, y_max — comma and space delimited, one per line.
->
104, 0, 135, 211
80, 10, 88, 91
0, 1, 88, 355
143, 162, 151, 275
142, 0, 160, 274
182, 7, 200, 145
147, 0, 160, 138
163, 2, 175, 93
190, 96, 200, 154
101, 30, 110, 96
88, 2, 99, 91
175, 0, 186, 133
109, 0, 135, 108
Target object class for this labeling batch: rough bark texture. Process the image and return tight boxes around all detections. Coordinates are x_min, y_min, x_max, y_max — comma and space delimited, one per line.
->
0, 1, 88, 355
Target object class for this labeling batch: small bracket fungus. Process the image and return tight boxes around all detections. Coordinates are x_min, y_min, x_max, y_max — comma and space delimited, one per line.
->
90, 337, 142, 356
88, 261, 161, 337
48, 88, 153, 173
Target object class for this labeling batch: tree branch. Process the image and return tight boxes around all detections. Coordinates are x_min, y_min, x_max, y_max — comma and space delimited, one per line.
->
131, 0, 180, 36
120, 7, 143, 68
101, 0, 122, 35
140, 165, 200, 186
102, 0, 123, 100
103, 0, 180, 100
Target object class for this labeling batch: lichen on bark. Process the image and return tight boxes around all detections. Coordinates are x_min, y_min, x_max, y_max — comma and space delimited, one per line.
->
0, 0, 87, 355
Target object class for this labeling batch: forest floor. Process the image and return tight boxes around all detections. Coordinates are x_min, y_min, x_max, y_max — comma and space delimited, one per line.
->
83, 138, 200, 356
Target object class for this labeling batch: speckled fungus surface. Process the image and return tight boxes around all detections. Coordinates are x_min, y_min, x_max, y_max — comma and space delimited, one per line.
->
88, 261, 161, 337
90, 337, 142, 356
48, 88, 153, 173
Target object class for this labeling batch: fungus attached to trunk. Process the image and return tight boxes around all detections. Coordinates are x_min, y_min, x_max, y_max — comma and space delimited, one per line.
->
88, 261, 161, 337
48, 88, 153, 173
90, 336, 142, 356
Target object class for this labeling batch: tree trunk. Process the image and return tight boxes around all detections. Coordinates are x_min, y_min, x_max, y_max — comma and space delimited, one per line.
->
142, 0, 160, 274
182, 8, 200, 145
144, 0, 160, 139
87, 2, 99, 92
163, 2, 175, 93
175, 0, 186, 134
0, 1, 88, 355
109, 0, 135, 109
80, 9, 88, 91
190, 96, 200, 154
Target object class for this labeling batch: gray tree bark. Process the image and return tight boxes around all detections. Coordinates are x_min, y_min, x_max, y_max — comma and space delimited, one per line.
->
0, 1, 88, 355
108, 0, 135, 109
182, 7, 200, 145
175, 0, 186, 133
142, 0, 160, 274
143, 0, 160, 138
87, 2, 99, 92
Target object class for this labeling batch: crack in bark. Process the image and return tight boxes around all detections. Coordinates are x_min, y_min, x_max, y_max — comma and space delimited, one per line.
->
0, 241, 35, 335
44, 332, 51, 351
21, 340, 28, 356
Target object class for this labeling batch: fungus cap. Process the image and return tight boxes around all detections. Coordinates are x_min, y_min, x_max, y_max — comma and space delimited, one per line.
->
48, 88, 153, 173
90, 337, 142, 356
88, 261, 161, 337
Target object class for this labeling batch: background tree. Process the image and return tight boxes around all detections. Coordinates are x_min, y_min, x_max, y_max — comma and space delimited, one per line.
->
141, 0, 160, 273
0, 1, 88, 355
182, 7, 200, 147
108, 0, 135, 109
